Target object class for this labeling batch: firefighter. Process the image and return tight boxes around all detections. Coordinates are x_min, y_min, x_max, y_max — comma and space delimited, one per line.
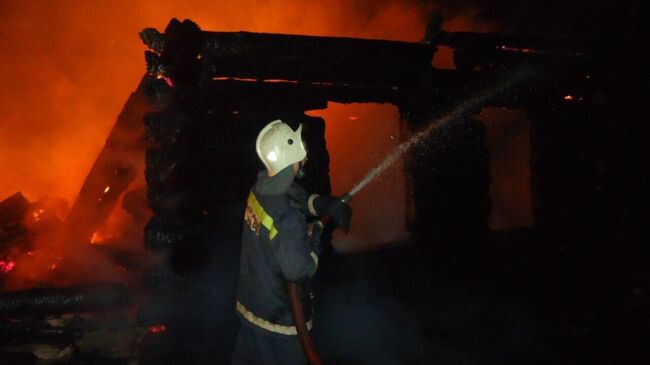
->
232, 120, 351, 365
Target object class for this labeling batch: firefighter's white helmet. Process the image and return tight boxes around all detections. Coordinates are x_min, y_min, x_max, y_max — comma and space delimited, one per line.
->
256, 120, 307, 176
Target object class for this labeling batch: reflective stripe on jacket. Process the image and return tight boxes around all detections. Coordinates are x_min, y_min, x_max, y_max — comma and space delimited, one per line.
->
235, 171, 320, 336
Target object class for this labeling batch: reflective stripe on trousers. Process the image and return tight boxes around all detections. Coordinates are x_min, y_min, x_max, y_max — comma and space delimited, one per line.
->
236, 301, 312, 335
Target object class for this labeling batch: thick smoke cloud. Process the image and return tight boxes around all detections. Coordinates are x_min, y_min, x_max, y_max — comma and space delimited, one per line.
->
0, 0, 432, 202
1, 1, 509, 259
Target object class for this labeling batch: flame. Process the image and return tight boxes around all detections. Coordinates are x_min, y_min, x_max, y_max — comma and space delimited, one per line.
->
90, 231, 111, 245
498, 45, 535, 53
1, 259, 17, 274
0, 1, 499, 287
29, 208, 47, 222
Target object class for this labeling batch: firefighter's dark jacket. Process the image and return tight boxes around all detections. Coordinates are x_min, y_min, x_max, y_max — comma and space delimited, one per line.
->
235, 167, 321, 336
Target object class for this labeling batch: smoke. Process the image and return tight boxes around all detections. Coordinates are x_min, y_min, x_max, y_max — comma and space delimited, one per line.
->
0, 0, 433, 202
0, 0, 514, 285
0, 0, 436, 268
308, 103, 409, 252
0, 0, 431, 288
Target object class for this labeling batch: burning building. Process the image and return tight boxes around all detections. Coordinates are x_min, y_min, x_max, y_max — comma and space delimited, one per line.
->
1, 1, 646, 364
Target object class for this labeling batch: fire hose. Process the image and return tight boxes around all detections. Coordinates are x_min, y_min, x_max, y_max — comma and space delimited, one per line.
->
288, 192, 352, 365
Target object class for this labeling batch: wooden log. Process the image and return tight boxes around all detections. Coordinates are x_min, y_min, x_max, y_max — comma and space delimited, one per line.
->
205, 78, 400, 111
0, 320, 82, 345
435, 31, 587, 57
143, 19, 435, 87
0, 193, 29, 229
199, 30, 434, 86
0, 284, 129, 317
61, 76, 155, 246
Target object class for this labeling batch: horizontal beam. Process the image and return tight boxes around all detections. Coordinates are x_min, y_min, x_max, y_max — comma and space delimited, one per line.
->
142, 19, 435, 87
0, 284, 129, 317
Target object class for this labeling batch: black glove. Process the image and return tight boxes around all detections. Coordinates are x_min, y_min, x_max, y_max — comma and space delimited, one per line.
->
313, 195, 352, 233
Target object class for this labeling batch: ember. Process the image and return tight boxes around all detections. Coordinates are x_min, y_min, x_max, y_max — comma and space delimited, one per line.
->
90, 231, 110, 245
148, 324, 166, 334
31, 208, 45, 222
0, 259, 16, 274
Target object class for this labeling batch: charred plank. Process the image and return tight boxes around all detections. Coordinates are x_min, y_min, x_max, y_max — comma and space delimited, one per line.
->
0, 193, 29, 229
205, 79, 400, 111
0, 284, 129, 317
0, 193, 31, 250
199, 30, 434, 86
144, 19, 435, 88
0, 320, 82, 345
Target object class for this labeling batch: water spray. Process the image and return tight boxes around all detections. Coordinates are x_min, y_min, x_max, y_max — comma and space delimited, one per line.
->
347, 67, 532, 198
293, 69, 532, 365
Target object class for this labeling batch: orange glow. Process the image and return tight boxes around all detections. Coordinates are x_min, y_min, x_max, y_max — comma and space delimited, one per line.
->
499, 45, 535, 53
308, 103, 408, 252
1, 0, 433, 203
432, 13, 497, 69
0, 1, 498, 286
564, 95, 574, 100
1, 260, 17, 274
90, 232, 102, 244
263, 79, 299, 84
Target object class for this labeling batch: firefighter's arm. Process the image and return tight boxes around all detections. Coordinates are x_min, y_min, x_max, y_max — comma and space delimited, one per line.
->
308, 194, 352, 233
273, 212, 321, 283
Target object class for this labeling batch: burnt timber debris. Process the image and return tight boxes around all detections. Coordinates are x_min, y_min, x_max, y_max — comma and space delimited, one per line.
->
0, 12, 597, 364
61, 77, 155, 247
138, 17, 587, 265
0, 284, 134, 361
0, 284, 129, 317
135, 17, 588, 363
0, 193, 31, 250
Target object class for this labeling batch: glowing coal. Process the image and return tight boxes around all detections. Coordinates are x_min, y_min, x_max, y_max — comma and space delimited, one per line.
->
0, 259, 16, 274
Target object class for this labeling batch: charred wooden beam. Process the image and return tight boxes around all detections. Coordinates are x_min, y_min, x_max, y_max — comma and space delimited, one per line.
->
0, 193, 29, 229
0, 284, 129, 317
435, 31, 588, 58
205, 78, 401, 111
0, 320, 82, 345
199, 31, 434, 86
142, 19, 435, 88
61, 76, 155, 246
0, 193, 31, 250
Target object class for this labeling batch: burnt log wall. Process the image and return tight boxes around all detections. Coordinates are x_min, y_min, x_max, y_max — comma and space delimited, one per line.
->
135, 16, 595, 364
139, 19, 334, 364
